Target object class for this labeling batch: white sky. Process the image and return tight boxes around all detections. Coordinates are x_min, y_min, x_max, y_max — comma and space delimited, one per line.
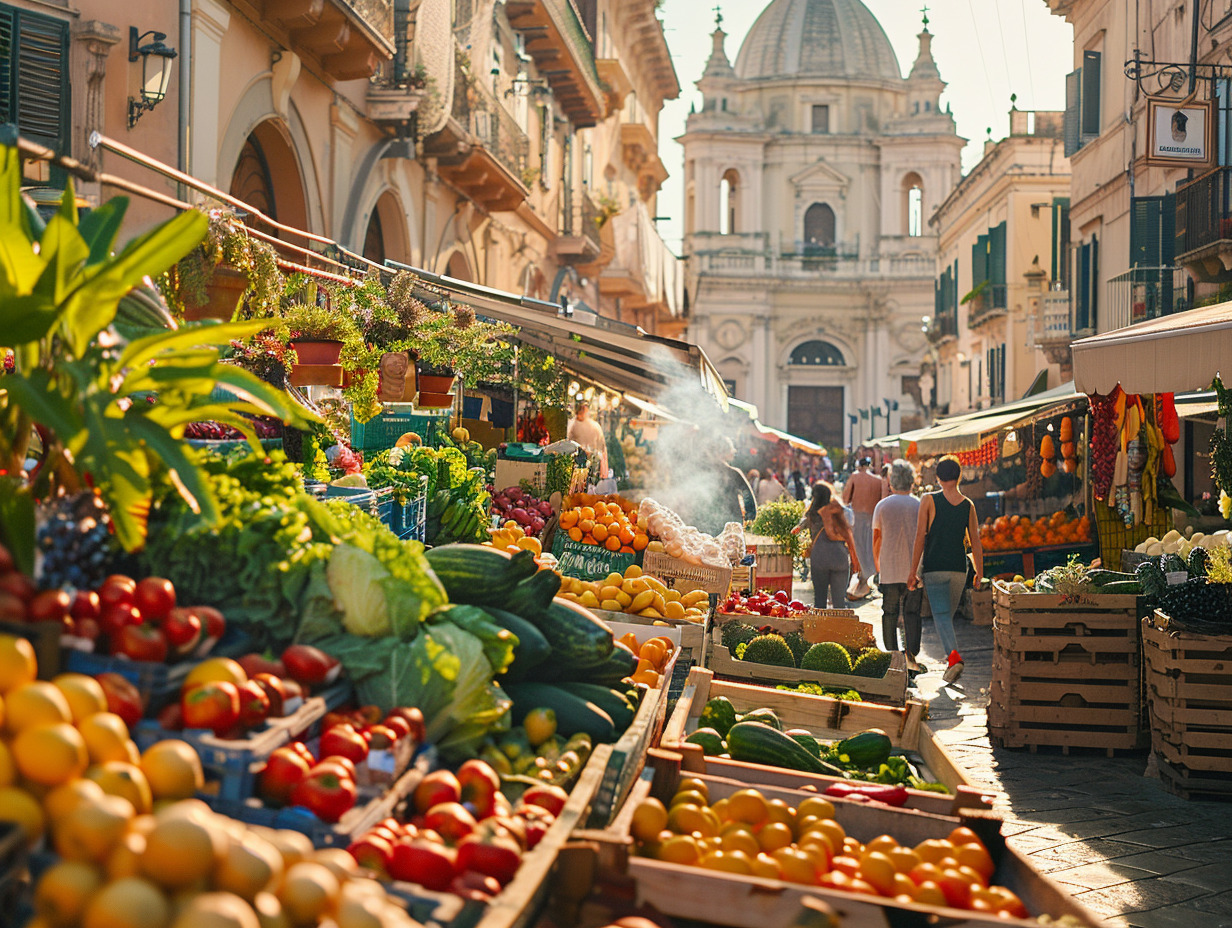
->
654, 0, 1077, 252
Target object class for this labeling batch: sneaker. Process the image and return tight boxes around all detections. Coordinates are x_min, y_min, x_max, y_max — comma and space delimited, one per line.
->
943, 650, 964, 683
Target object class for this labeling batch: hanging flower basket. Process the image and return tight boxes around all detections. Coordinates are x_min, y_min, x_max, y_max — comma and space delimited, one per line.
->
290, 338, 345, 366
182, 266, 249, 321
289, 364, 343, 387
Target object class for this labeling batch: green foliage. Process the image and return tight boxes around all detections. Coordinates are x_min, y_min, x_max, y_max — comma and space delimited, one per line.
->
1208, 546, 1232, 585
740, 634, 796, 667
166, 210, 283, 319
750, 497, 806, 556
775, 682, 864, 701
800, 641, 853, 674
518, 345, 568, 410
0, 147, 315, 553
282, 298, 360, 343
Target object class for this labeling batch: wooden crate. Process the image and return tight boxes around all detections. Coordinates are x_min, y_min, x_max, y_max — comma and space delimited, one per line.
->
660, 668, 994, 815
969, 588, 994, 627
988, 581, 1145, 754
1142, 614, 1232, 799
707, 631, 909, 706
712, 609, 875, 651
643, 550, 733, 595
579, 751, 1101, 928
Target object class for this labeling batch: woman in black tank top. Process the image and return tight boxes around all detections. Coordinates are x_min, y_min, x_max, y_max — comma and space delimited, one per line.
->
908, 456, 984, 683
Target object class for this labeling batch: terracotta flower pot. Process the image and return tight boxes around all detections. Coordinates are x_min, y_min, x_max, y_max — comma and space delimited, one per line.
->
290, 338, 345, 365
418, 372, 456, 394
183, 266, 249, 321
416, 392, 455, 409
289, 363, 343, 387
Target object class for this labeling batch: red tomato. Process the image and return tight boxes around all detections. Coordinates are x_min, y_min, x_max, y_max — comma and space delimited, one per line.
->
424, 802, 477, 843
320, 724, 369, 764
280, 644, 341, 687
100, 602, 142, 639
252, 673, 287, 717
97, 672, 145, 727
181, 681, 241, 736
194, 606, 226, 641
111, 623, 168, 663
98, 575, 137, 607
0, 572, 36, 603
388, 839, 457, 890
260, 745, 312, 806
348, 833, 394, 875
162, 608, 202, 651
521, 784, 568, 817
70, 590, 101, 621
133, 577, 176, 620
457, 759, 501, 820
0, 591, 27, 623
290, 767, 357, 823
28, 589, 71, 624
237, 680, 271, 730
382, 715, 412, 740
456, 831, 523, 885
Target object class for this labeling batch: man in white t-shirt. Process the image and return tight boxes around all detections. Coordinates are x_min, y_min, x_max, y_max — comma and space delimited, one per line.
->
566, 401, 607, 479
873, 460, 924, 672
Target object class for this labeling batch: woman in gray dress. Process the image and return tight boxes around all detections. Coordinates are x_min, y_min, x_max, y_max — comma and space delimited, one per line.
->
792, 482, 861, 608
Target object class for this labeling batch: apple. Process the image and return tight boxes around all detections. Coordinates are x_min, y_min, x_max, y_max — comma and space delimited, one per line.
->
521, 784, 568, 818
424, 802, 477, 843
388, 839, 457, 890
252, 673, 287, 717
456, 831, 523, 885
348, 833, 394, 875
162, 608, 202, 655
98, 575, 137, 608
456, 759, 501, 820
100, 602, 142, 640
97, 673, 144, 727
237, 653, 286, 679
320, 724, 368, 764
237, 679, 271, 729
134, 577, 176, 620
414, 769, 461, 813
112, 623, 168, 662
181, 681, 241, 736
71, 590, 101, 621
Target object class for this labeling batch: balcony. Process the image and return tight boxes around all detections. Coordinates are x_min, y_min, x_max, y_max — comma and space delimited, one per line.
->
1033, 289, 1074, 369
927, 313, 958, 345
620, 121, 668, 201
601, 204, 683, 334
423, 62, 529, 212
262, 0, 394, 80
691, 249, 935, 280
552, 190, 603, 264
965, 283, 1008, 328
1106, 266, 1189, 332
1175, 167, 1232, 282
505, 0, 605, 127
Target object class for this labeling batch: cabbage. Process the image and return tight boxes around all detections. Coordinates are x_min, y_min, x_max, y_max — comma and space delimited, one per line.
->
327, 545, 393, 637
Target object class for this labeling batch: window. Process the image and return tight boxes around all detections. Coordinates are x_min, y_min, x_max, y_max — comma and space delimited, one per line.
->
1051, 197, 1071, 287
986, 345, 1006, 405
907, 187, 923, 236
0, 3, 70, 158
811, 104, 829, 134
803, 203, 835, 252
1130, 194, 1176, 268
988, 221, 1007, 307
790, 340, 845, 366
1063, 50, 1101, 157
719, 168, 739, 235
1075, 234, 1099, 332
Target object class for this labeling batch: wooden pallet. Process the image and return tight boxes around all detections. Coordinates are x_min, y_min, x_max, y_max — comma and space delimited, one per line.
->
659, 668, 994, 816
969, 588, 994, 626
1155, 750, 1232, 801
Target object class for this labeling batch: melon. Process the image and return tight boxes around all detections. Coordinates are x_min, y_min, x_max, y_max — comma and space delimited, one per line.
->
395, 432, 423, 448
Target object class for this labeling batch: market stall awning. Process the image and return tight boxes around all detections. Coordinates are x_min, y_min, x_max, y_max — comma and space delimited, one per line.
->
1073, 302, 1232, 395
1176, 391, 1219, 418
386, 263, 728, 413
752, 421, 825, 455
728, 398, 759, 421
912, 384, 1085, 454
621, 393, 682, 423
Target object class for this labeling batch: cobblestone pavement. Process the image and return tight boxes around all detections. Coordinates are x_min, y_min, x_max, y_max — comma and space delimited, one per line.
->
793, 580, 1232, 928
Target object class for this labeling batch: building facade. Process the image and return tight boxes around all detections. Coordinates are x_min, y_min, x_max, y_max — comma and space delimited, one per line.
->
1, 0, 682, 331
681, 0, 964, 451
928, 109, 1072, 417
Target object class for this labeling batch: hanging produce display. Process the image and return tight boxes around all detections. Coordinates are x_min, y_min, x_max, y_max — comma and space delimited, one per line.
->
1086, 388, 1182, 526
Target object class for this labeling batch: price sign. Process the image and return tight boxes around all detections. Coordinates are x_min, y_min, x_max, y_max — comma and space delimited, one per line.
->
552, 538, 640, 581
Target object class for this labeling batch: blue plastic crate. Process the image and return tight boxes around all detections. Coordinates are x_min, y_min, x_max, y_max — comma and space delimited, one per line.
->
351, 406, 448, 452
374, 478, 429, 541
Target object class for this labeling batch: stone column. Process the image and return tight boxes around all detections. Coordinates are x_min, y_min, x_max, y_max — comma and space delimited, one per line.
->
329, 102, 360, 239
190, 0, 231, 185
72, 20, 120, 173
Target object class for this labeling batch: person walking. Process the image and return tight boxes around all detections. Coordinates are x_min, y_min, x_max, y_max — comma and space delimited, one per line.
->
757, 470, 787, 507
873, 460, 924, 673
787, 469, 808, 501
908, 455, 984, 683
842, 457, 885, 599
746, 469, 761, 501
792, 483, 860, 609
566, 401, 608, 486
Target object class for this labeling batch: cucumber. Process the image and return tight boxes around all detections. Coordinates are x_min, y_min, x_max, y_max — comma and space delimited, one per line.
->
486, 609, 552, 682
504, 682, 617, 743
585, 643, 639, 686
503, 568, 564, 619
532, 598, 615, 665
835, 729, 893, 767
726, 722, 848, 777
554, 682, 636, 730
424, 545, 538, 605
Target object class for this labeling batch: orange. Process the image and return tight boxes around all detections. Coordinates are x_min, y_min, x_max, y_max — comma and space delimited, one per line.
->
914, 838, 955, 864
953, 842, 995, 881
0, 635, 37, 693
0, 785, 46, 845
750, 853, 781, 880
720, 828, 761, 857
858, 850, 897, 896
140, 740, 204, 801
52, 674, 109, 725
865, 834, 898, 854
55, 794, 134, 863
103, 831, 146, 881
14, 722, 89, 786
87, 762, 153, 815
632, 533, 649, 551
666, 802, 719, 838
655, 834, 700, 865
912, 880, 948, 907
795, 797, 835, 822
81, 877, 170, 928
887, 846, 921, 874
568, 527, 583, 543
0, 740, 14, 787
677, 777, 709, 800
44, 778, 107, 823
5, 682, 72, 733
604, 535, 621, 552
947, 826, 981, 847
592, 523, 609, 542
765, 798, 795, 828
184, 657, 247, 689
757, 821, 794, 853
578, 519, 595, 536
140, 812, 226, 889
908, 861, 945, 886
630, 798, 668, 843
280, 862, 340, 926
78, 713, 138, 766
808, 819, 845, 855
558, 510, 578, 529
579, 507, 595, 522
698, 850, 752, 875
214, 833, 284, 901
618, 525, 636, 545
936, 868, 976, 909
724, 789, 769, 827
34, 859, 104, 928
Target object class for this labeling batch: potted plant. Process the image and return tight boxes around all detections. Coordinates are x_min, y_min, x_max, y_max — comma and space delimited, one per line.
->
282, 301, 357, 366
168, 211, 283, 322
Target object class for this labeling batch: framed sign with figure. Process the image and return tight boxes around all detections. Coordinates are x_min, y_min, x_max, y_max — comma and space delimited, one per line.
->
1146, 98, 1214, 169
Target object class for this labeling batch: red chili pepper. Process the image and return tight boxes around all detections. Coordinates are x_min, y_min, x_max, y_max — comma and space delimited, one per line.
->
823, 783, 910, 807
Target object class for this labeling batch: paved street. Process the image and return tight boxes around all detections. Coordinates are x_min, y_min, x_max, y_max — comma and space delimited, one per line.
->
795, 580, 1232, 927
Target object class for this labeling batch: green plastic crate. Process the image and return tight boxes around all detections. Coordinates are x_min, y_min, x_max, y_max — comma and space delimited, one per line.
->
351, 406, 446, 452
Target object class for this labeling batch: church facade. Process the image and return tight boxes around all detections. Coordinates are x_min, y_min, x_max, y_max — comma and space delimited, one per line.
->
681, 0, 964, 451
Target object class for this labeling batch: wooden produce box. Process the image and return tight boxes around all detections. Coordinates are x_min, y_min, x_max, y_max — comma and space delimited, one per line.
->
1142, 613, 1232, 800
969, 588, 994, 627
660, 668, 994, 816
988, 581, 1146, 754
643, 549, 733, 595
588, 753, 1101, 928
707, 629, 909, 706
712, 608, 876, 651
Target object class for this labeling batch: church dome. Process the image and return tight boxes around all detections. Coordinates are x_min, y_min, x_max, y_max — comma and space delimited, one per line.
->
734, 0, 902, 83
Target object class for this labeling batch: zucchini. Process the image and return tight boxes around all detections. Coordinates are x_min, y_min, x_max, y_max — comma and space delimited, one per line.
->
785, 730, 823, 758
836, 729, 893, 767
726, 722, 848, 777
555, 682, 636, 730
686, 728, 725, 755
502, 568, 564, 619
504, 682, 616, 743
584, 642, 639, 686
486, 608, 552, 682
424, 545, 538, 605
532, 598, 615, 666
1087, 569, 1136, 586
1097, 580, 1142, 594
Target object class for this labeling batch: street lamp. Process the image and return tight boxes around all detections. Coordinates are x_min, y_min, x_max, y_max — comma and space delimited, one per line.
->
128, 28, 177, 128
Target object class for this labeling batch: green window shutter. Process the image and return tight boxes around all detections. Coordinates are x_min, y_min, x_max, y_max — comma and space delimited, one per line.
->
1051, 197, 1070, 286
15, 8, 69, 151
1161, 191, 1176, 267
971, 234, 989, 289
989, 222, 1007, 286
951, 259, 958, 315
1081, 50, 1101, 138
1130, 197, 1162, 268
0, 5, 14, 127
1064, 69, 1081, 157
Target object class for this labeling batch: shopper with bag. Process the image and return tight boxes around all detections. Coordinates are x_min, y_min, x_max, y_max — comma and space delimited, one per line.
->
907, 455, 984, 683
873, 460, 924, 673
792, 482, 861, 609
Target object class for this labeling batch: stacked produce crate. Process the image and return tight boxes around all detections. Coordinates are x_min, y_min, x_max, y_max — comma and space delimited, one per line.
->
988, 581, 1145, 754
1143, 613, 1232, 799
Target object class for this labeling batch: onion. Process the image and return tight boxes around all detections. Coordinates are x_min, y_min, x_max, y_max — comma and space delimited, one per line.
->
506, 487, 524, 501
538, 500, 553, 517
512, 508, 532, 525
530, 516, 545, 533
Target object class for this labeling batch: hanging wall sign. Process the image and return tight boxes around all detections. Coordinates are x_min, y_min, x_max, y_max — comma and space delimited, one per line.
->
1146, 98, 1214, 168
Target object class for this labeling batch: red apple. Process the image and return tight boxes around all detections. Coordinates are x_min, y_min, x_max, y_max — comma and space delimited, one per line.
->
97, 672, 144, 727
70, 617, 100, 641
134, 577, 176, 621
237, 679, 271, 729
100, 602, 142, 640
456, 759, 501, 820
98, 575, 136, 607
456, 831, 523, 885
414, 769, 461, 813
424, 802, 477, 843
193, 606, 226, 647
70, 590, 101, 621
290, 766, 357, 822
388, 839, 457, 890
112, 623, 168, 663
521, 784, 568, 818
162, 608, 202, 655
348, 833, 394, 875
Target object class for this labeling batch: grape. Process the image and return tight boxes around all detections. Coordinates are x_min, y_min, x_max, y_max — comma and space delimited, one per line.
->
35, 493, 119, 590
